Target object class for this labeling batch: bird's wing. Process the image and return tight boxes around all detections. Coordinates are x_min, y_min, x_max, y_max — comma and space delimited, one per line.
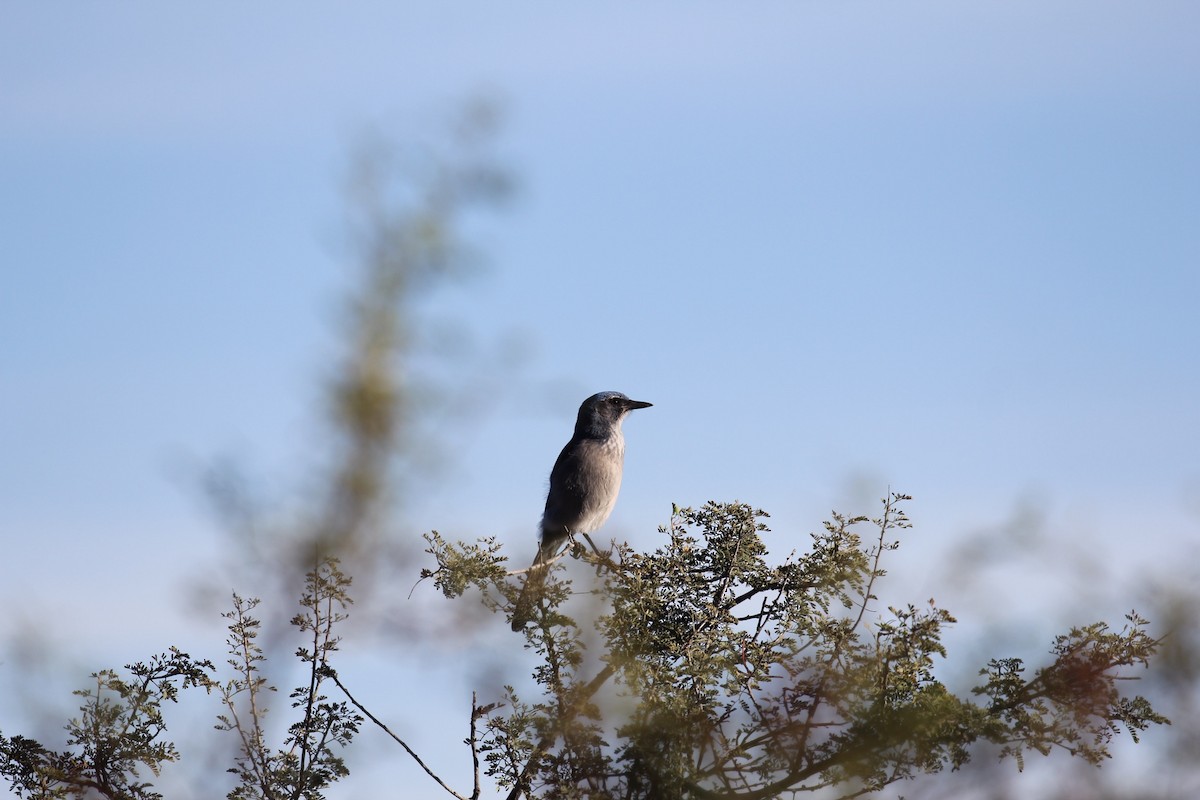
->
541, 440, 590, 537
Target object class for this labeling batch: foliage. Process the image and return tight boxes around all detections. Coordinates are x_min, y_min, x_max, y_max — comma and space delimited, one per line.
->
426, 494, 1168, 800
0, 497, 1171, 800
0, 560, 359, 800
215, 559, 361, 800
0, 650, 213, 800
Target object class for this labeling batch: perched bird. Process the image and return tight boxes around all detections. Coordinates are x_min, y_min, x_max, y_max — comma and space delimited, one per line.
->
511, 391, 652, 631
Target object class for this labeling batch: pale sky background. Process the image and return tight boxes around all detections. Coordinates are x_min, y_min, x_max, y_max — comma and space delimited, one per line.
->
2, 3, 1198, 798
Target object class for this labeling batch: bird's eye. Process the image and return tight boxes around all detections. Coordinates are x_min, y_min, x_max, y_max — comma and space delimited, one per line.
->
609, 396, 621, 404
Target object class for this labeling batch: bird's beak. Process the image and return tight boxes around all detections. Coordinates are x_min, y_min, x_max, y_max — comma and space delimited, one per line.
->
626, 399, 653, 410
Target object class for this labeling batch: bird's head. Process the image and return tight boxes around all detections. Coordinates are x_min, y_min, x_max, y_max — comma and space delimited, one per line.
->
576, 391, 653, 434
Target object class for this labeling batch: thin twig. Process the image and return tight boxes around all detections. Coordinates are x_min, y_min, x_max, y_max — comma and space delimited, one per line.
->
849, 492, 894, 636
328, 667, 468, 800
503, 547, 571, 577
470, 692, 481, 800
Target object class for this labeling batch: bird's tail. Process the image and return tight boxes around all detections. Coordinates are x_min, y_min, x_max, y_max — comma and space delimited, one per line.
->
511, 539, 563, 631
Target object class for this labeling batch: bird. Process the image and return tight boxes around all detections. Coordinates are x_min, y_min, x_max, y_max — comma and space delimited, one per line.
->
511, 391, 652, 631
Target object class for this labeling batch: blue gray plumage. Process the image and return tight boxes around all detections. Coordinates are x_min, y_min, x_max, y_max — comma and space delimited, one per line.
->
511, 391, 652, 631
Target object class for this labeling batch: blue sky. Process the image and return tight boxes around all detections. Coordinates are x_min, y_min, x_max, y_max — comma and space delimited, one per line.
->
2, 2, 1198, 796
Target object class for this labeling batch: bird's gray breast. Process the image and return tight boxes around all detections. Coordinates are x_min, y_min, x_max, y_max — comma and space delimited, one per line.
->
574, 435, 625, 532
541, 431, 626, 537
